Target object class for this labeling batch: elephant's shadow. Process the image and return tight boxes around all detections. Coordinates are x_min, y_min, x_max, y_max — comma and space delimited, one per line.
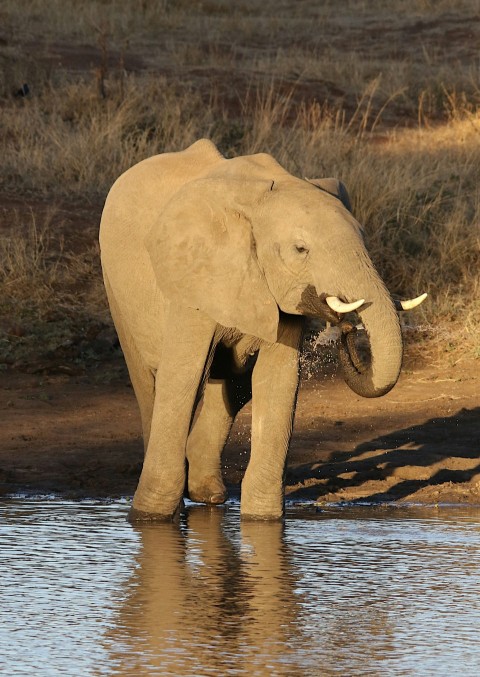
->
285, 407, 480, 503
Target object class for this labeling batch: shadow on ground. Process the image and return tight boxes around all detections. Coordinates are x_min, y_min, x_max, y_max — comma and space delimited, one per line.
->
286, 407, 480, 504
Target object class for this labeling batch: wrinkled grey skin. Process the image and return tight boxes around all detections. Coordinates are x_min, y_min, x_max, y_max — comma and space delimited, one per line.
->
100, 139, 402, 520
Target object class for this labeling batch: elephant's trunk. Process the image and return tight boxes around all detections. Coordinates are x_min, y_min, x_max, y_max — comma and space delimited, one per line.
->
338, 293, 402, 398
315, 247, 403, 399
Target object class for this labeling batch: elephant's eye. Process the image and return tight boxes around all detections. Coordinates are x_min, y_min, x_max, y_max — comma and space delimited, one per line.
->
294, 243, 309, 255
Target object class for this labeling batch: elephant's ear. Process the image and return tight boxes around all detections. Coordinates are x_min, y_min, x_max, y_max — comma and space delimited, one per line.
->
305, 177, 353, 213
146, 178, 279, 343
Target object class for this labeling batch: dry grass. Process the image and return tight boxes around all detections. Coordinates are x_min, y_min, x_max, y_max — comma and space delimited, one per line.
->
0, 0, 479, 369
1, 77, 216, 197
0, 209, 102, 311
0, 209, 111, 370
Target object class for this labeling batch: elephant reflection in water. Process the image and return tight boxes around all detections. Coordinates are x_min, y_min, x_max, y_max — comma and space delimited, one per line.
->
107, 507, 304, 675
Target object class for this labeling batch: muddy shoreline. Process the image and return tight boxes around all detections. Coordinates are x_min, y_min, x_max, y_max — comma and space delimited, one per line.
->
1, 358, 479, 506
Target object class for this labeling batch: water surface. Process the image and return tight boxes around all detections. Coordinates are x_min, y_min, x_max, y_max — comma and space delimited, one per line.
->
1, 499, 480, 676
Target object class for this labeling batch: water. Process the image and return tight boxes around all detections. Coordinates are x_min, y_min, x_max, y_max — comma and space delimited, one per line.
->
1, 499, 480, 676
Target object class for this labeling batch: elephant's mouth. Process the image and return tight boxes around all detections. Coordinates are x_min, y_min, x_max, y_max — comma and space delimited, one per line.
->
298, 284, 371, 374
296, 285, 341, 324
298, 283, 405, 398
298, 284, 384, 395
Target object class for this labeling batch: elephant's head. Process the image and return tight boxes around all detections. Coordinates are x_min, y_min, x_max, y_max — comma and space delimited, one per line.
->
147, 153, 419, 398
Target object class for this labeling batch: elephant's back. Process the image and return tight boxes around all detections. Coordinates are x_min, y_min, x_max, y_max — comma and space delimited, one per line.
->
100, 139, 224, 249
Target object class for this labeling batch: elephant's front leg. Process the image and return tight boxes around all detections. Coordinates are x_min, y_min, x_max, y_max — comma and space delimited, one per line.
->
130, 307, 216, 521
241, 319, 303, 519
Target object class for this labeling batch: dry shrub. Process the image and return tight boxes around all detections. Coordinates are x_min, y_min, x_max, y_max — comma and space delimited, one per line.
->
1, 77, 479, 360
1, 76, 217, 197
0, 209, 65, 308
0, 209, 104, 314
0, 210, 113, 370
0, 0, 479, 366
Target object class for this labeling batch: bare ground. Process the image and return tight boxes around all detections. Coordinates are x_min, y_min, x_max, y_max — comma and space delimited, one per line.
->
1, 357, 478, 506
1, 5, 479, 507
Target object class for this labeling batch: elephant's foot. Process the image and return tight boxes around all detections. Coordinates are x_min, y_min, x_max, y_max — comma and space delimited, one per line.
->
128, 501, 184, 523
188, 474, 227, 505
131, 484, 184, 522
240, 488, 285, 521
240, 504, 284, 520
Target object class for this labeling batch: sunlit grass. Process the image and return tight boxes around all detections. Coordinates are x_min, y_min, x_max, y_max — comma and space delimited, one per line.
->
0, 0, 479, 365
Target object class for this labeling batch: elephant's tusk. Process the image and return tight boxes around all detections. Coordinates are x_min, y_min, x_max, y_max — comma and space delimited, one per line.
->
326, 296, 365, 314
394, 293, 428, 311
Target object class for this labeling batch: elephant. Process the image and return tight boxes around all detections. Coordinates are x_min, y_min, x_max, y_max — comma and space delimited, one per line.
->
99, 138, 426, 520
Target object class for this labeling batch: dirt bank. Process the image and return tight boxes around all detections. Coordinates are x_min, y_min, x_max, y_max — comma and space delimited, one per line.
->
1, 357, 479, 505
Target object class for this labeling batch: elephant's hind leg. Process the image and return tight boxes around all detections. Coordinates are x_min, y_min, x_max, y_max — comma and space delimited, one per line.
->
121, 336, 155, 451
187, 380, 232, 504
187, 372, 251, 505
103, 276, 155, 449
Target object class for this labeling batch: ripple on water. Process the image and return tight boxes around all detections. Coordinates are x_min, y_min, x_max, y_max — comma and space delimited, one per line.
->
1, 499, 480, 676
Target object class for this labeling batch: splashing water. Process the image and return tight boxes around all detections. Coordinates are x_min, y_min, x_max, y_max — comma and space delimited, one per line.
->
300, 325, 341, 381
